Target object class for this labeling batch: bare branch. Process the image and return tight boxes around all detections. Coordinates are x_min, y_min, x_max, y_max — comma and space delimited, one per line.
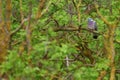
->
54, 26, 102, 35
72, 0, 81, 23
114, 40, 120, 44
97, 70, 107, 80
26, 1, 32, 54
19, 0, 24, 22
116, 69, 120, 74
10, 18, 28, 36
66, 56, 69, 67
36, 0, 52, 20
36, 0, 46, 19
94, 3, 111, 26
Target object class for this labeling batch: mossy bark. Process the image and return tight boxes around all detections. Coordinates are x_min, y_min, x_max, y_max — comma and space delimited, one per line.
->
0, 0, 11, 63
104, 25, 116, 80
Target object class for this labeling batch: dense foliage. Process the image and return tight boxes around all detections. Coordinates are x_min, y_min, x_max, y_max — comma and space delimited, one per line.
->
0, 0, 120, 80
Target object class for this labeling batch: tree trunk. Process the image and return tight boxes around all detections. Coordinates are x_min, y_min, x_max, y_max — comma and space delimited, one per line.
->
104, 25, 116, 80
0, 0, 12, 63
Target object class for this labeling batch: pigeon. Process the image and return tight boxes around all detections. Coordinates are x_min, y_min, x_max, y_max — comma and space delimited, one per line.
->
88, 18, 98, 39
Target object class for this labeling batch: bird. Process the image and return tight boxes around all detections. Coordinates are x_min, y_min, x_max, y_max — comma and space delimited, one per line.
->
87, 18, 98, 39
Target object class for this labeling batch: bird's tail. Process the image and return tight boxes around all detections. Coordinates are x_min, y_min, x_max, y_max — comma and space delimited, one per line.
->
93, 33, 98, 39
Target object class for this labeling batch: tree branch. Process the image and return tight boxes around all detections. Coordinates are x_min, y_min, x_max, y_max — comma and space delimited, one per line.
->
94, 3, 111, 26
10, 18, 28, 36
97, 70, 107, 80
54, 26, 102, 35
114, 40, 120, 44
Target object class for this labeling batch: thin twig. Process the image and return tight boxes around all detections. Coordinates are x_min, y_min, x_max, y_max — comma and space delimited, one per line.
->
19, 0, 24, 22
26, 1, 32, 54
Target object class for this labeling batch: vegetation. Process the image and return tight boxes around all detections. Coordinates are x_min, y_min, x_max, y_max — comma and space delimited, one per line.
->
0, 0, 120, 80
